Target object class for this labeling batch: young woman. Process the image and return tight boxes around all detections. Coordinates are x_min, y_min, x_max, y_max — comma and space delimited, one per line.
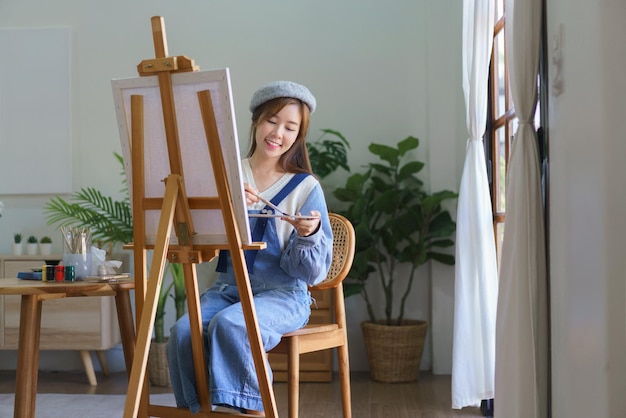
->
167, 80, 333, 414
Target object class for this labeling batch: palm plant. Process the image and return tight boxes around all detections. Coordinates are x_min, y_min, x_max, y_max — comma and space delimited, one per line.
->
44, 153, 133, 250
43, 153, 133, 250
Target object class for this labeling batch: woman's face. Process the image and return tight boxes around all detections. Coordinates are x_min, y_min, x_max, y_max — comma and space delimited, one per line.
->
254, 102, 302, 161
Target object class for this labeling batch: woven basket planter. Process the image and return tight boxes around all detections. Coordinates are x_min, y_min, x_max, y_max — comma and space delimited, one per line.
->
148, 340, 172, 387
361, 319, 428, 383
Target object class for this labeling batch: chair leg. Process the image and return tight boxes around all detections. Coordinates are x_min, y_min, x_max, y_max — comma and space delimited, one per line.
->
337, 343, 352, 418
287, 337, 300, 418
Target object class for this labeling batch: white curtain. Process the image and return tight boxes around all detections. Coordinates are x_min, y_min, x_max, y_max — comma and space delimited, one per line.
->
451, 0, 498, 409
494, 0, 547, 416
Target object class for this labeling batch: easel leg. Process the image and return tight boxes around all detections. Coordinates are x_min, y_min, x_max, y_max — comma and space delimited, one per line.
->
182, 262, 211, 410
229, 247, 278, 418
123, 176, 180, 418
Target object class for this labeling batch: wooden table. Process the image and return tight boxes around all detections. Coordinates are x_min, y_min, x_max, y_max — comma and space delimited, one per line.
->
0, 278, 136, 418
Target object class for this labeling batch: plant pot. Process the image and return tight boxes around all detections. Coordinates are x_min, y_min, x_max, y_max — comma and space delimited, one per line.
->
40, 243, 52, 256
361, 319, 428, 383
12, 243, 23, 256
148, 339, 171, 387
25, 243, 38, 255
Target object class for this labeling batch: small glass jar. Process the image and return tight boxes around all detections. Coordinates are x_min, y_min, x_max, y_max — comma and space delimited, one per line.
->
65, 265, 75, 282
55, 265, 65, 282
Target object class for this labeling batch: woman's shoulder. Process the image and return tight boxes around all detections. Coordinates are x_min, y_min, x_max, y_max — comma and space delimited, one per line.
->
293, 172, 321, 192
292, 175, 325, 207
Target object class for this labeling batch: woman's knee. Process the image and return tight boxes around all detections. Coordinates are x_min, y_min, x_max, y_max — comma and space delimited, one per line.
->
168, 316, 192, 349
208, 310, 246, 340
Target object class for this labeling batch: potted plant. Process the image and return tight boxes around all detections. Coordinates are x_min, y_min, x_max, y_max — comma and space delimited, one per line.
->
25, 236, 38, 255
307, 128, 350, 179
39, 236, 53, 255
13, 233, 23, 256
333, 135, 457, 382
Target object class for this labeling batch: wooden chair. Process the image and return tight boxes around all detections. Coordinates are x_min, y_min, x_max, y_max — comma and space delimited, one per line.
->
269, 212, 355, 418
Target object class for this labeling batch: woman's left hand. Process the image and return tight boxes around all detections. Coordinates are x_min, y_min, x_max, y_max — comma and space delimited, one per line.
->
285, 210, 321, 237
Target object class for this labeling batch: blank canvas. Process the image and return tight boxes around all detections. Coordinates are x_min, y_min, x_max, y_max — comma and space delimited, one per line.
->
111, 68, 251, 246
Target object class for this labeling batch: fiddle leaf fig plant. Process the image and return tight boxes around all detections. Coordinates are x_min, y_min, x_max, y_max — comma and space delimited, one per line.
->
333, 135, 458, 325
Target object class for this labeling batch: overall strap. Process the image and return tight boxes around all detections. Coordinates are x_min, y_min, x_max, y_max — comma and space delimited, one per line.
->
217, 173, 309, 274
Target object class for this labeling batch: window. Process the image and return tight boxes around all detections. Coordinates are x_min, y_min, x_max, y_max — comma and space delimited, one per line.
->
486, 1, 512, 266
485, 0, 546, 267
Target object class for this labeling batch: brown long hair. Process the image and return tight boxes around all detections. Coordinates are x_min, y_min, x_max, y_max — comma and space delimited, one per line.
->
246, 97, 313, 175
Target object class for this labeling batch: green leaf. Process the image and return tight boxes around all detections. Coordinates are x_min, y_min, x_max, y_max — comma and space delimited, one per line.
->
428, 238, 455, 248
398, 161, 424, 178
306, 128, 351, 178
369, 163, 394, 177
369, 143, 400, 166
421, 191, 455, 214
428, 252, 455, 265
396, 136, 419, 155
428, 212, 457, 238
343, 282, 366, 298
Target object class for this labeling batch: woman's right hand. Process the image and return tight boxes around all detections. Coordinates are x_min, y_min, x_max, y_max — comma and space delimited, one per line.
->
244, 183, 260, 207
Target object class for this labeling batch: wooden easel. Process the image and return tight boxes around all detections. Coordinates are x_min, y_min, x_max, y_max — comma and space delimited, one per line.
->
121, 16, 278, 417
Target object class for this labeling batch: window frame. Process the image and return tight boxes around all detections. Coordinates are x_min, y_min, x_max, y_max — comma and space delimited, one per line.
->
484, 0, 548, 266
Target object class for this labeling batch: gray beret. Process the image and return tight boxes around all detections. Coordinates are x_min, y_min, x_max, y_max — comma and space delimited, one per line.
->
249, 80, 316, 114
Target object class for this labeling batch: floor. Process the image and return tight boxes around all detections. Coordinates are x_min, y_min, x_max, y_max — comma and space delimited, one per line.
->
0, 369, 485, 418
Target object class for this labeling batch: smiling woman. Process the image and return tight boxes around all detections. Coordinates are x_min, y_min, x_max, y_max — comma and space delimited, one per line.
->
167, 80, 333, 415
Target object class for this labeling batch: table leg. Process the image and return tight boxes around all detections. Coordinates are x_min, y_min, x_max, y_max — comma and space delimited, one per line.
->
14, 294, 42, 418
79, 350, 98, 386
115, 289, 136, 376
95, 350, 110, 376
